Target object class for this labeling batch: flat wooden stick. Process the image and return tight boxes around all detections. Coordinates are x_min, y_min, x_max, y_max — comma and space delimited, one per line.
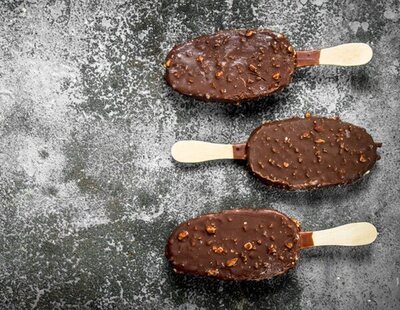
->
302, 222, 377, 248
296, 43, 373, 67
320, 43, 373, 66
171, 141, 234, 163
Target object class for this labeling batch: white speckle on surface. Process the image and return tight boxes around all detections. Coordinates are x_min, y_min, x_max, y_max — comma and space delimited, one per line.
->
225, 0, 233, 10
361, 22, 369, 31
310, 0, 327, 6
349, 21, 361, 33
384, 8, 399, 21
17, 137, 65, 186
349, 21, 369, 33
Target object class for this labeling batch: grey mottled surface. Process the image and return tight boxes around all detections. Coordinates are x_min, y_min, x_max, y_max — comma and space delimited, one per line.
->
0, 0, 399, 309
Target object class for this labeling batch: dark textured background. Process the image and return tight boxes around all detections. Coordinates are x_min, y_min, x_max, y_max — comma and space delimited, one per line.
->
0, 0, 399, 309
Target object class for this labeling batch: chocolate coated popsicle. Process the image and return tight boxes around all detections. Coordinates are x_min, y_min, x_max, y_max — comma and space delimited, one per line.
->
171, 115, 381, 190
165, 29, 372, 103
165, 209, 377, 281
166, 209, 300, 281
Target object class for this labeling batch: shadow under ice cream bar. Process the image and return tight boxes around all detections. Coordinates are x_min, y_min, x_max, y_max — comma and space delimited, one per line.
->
166, 209, 377, 281
172, 115, 381, 190
165, 29, 373, 103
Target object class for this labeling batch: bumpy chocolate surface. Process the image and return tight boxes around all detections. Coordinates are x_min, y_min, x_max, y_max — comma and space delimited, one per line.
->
165, 209, 301, 281
164, 29, 296, 103
246, 116, 381, 190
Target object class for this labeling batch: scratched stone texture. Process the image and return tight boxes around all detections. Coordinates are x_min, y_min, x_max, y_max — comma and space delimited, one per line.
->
0, 0, 399, 309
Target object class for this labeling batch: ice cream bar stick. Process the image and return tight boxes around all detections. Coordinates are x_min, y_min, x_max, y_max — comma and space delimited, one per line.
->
296, 43, 373, 67
300, 223, 377, 249
171, 141, 237, 163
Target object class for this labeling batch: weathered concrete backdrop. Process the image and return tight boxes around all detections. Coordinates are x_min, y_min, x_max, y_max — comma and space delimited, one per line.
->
0, 0, 399, 308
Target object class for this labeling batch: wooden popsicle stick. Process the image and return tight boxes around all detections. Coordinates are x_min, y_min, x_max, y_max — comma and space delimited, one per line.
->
171, 141, 235, 163
300, 222, 377, 249
320, 43, 373, 66
296, 43, 373, 67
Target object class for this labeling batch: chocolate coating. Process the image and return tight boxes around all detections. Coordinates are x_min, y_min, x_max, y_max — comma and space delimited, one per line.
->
165, 209, 301, 281
165, 29, 296, 103
246, 116, 380, 190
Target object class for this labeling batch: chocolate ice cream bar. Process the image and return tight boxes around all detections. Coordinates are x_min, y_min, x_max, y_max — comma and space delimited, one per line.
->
166, 209, 377, 281
165, 29, 372, 103
171, 115, 381, 190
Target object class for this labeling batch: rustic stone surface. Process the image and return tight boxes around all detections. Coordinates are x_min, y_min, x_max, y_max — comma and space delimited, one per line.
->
0, 0, 399, 308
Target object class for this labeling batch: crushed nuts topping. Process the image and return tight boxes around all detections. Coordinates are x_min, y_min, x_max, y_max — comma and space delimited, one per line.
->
215, 70, 224, 78
206, 224, 217, 234
301, 132, 311, 139
177, 230, 189, 241
165, 59, 172, 68
291, 218, 301, 228
206, 268, 219, 276
285, 242, 293, 249
314, 138, 326, 144
196, 55, 204, 62
248, 64, 257, 72
272, 72, 281, 80
245, 30, 255, 37
243, 242, 253, 250
305, 112, 311, 118
226, 258, 238, 267
268, 244, 277, 254
283, 162, 289, 168
359, 154, 367, 163
212, 246, 224, 254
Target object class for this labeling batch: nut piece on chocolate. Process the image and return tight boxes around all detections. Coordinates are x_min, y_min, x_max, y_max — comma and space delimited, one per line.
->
245, 116, 381, 190
164, 29, 296, 103
165, 209, 300, 281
